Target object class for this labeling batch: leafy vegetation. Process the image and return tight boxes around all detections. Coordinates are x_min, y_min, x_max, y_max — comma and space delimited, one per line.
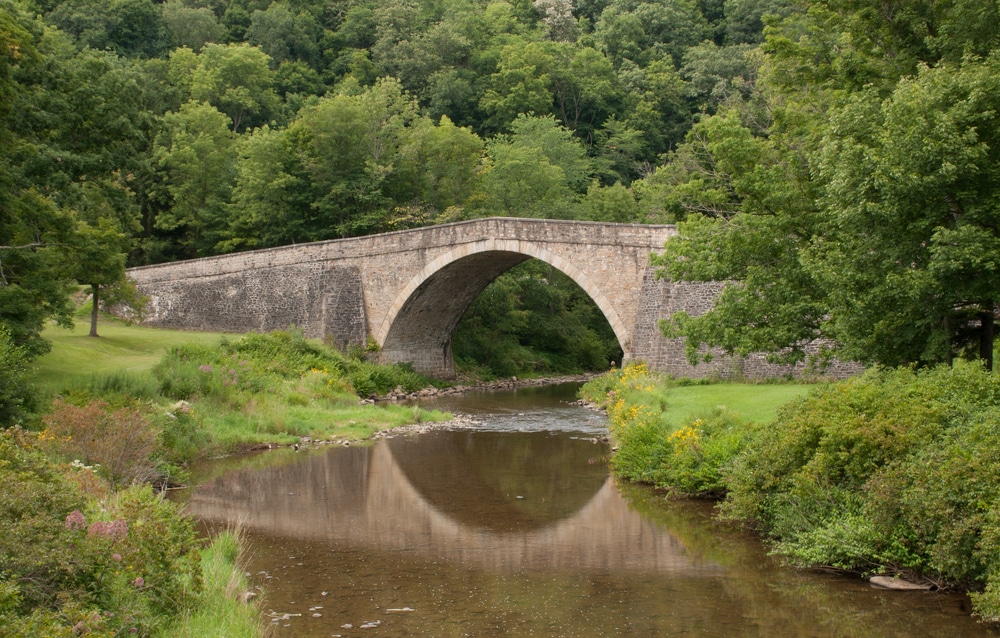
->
1, 318, 448, 636
453, 260, 622, 378
1, 0, 776, 375
587, 363, 1000, 621
580, 363, 809, 494
653, 2, 1000, 371
0, 429, 203, 636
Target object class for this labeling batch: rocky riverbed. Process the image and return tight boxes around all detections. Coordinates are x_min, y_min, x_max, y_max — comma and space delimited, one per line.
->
361, 373, 603, 404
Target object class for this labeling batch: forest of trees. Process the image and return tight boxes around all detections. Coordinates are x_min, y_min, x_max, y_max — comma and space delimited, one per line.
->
1, 0, 998, 374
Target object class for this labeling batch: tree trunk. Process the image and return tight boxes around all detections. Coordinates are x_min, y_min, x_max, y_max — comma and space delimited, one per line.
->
945, 314, 954, 367
89, 284, 100, 338
981, 309, 994, 372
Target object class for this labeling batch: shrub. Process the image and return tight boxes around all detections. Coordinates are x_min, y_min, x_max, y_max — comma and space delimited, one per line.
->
40, 399, 160, 487
0, 325, 37, 427
584, 364, 751, 495
0, 429, 88, 614
0, 429, 205, 636
720, 364, 1000, 619
80, 486, 202, 624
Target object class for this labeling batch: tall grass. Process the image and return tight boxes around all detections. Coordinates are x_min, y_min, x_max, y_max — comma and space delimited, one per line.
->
35, 320, 451, 458
580, 366, 811, 494
162, 529, 269, 638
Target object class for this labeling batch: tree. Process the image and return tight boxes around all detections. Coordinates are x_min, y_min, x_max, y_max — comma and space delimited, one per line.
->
0, 190, 77, 357
161, 0, 224, 52
651, 2, 1000, 371
594, 0, 709, 68
810, 55, 1000, 369
152, 100, 237, 257
246, 2, 322, 69
615, 58, 691, 160
723, 0, 791, 45
392, 115, 484, 214
479, 40, 555, 132
46, 0, 168, 58
648, 107, 828, 366
189, 43, 280, 132
288, 77, 419, 237
0, 325, 35, 426
583, 181, 638, 222
223, 125, 312, 251
70, 217, 129, 337
509, 114, 593, 192
533, 0, 577, 42
482, 139, 575, 219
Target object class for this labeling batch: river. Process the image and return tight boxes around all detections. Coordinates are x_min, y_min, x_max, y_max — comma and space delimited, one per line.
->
178, 383, 997, 637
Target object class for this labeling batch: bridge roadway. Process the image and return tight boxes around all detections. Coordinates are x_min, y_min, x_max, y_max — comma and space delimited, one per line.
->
127, 217, 844, 378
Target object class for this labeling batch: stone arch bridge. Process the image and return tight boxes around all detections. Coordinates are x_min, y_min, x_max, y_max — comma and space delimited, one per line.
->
127, 217, 802, 379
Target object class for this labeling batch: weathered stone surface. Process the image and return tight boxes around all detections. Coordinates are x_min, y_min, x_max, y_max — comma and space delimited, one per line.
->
124, 217, 860, 379
870, 576, 932, 591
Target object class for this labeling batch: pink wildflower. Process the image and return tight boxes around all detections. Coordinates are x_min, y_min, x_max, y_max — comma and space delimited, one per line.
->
65, 510, 87, 531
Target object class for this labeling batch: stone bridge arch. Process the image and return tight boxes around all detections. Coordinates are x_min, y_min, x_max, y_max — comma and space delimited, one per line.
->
375, 238, 631, 378
124, 217, 851, 379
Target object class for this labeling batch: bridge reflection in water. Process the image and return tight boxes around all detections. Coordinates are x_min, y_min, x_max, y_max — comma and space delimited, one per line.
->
184, 432, 718, 576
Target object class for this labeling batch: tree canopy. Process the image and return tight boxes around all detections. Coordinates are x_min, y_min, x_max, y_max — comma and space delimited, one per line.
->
1, 0, 997, 372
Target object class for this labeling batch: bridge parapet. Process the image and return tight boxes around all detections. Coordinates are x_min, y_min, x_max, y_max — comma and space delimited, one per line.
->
126, 217, 858, 379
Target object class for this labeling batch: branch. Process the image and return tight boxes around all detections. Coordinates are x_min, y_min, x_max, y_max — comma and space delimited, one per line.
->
0, 242, 47, 250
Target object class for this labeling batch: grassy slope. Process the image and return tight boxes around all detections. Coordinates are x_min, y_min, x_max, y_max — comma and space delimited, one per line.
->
662, 383, 813, 426
33, 312, 449, 452
35, 313, 228, 390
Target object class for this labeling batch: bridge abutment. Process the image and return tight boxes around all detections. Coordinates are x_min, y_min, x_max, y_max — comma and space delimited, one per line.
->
124, 218, 857, 380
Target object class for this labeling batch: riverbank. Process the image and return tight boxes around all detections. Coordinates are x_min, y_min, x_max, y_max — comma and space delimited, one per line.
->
6, 327, 456, 637
370, 372, 602, 402
582, 362, 1000, 624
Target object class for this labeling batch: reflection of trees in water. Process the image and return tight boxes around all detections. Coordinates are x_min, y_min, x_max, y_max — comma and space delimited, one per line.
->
387, 431, 608, 531
188, 440, 988, 637
614, 482, 986, 638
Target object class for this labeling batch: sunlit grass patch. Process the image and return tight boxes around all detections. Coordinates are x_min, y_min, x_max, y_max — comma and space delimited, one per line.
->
661, 383, 813, 427
192, 397, 450, 452
36, 315, 227, 391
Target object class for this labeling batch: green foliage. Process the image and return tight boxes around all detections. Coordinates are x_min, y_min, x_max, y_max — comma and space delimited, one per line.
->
587, 362, 1000, 618
154, 329, 434, 402
720, 364, 1000, 619
0, 429, 203, 636
581, 364, 765, 496
647, 1, 1000, 371
810, 53, 1000, 367
0, 428, 88, 615
0, 324, 37, 426
453, 260, 622, 378
4, 0, 785, 362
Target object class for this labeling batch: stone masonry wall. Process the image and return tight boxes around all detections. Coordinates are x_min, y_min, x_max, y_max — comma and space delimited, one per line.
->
139, 260, 367, 350
126, 217, 860, 379
629, 269, 861, 379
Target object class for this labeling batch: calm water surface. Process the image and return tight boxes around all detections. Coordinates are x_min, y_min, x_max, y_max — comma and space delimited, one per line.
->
181, 384, 996, 637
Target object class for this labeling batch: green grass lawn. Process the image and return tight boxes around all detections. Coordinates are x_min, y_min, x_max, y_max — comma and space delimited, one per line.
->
662, 382, 814, 426
33, 313, 450, 454
35, 314, 229, 391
